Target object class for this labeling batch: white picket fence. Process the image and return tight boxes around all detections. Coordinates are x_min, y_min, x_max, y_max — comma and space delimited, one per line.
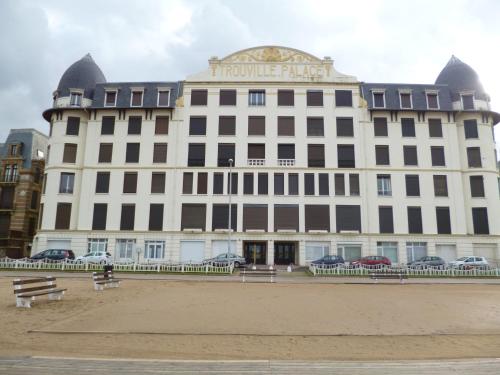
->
0, 257, 233, 274
309, 264, 500, 277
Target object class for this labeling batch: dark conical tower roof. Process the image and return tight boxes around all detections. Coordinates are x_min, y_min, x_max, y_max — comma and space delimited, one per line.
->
435, 55, 487, 100
57, 53, 106, 99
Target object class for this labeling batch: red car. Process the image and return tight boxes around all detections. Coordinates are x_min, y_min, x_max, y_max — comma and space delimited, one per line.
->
350, 256, 391, 268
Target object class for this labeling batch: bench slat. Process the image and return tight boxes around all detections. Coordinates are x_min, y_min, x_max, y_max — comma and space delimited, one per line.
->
17, 288, 66, 298
95, 280, 120, 285
14, 284, 57, 294
13, 277, 56, 286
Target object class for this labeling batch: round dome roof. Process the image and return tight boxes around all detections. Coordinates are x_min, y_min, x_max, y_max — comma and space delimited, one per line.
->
435, 55, 487, 100
56, 53, 106, 99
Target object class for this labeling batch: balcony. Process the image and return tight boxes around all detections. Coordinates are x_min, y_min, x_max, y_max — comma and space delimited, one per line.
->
247, 159, 265, 166
277, 159, 295, 166
1, 174, 19, 183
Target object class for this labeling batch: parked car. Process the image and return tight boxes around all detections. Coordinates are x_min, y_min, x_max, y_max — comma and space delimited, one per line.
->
311, 255, 345, 267
350, 256, 391, 268
30, 249, 75, 262
202, 253, 246, 268
76, 251, 113, 264
449, 256, 489, 269
408, 256, 446, 269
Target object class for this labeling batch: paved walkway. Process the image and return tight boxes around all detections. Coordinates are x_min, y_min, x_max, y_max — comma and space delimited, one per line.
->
1, 357, 500, 374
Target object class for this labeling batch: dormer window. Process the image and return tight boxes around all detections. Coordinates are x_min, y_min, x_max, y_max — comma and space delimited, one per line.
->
69, 92, 82, 107
461, 93, 474, 110
10, 144, 18, 156
105, 90, 117, 107
372, 91, 385, 108
131, 90, 144, 107
157, 89, 170, 107
399, 91, 412, 109
426, 91, 439, 109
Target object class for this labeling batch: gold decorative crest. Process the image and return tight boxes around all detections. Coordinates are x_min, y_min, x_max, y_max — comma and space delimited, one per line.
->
223, 46, 320, 63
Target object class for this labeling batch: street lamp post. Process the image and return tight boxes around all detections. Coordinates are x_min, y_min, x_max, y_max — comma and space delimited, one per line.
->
227, 158, 233, 272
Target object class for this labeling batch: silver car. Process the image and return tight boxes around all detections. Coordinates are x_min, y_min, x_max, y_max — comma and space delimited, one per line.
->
203, 253, 246, 268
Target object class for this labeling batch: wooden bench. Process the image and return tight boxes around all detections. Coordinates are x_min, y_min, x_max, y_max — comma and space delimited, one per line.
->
370, 271, 408, 284
92, 271, 121, 291
13, 276, 66, 308
241, 268, 277, 283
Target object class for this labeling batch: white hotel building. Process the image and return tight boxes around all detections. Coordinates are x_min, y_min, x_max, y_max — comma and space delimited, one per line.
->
35, 46, 500, 266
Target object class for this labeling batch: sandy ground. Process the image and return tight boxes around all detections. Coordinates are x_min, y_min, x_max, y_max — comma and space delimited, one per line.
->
2, 275, 500, 360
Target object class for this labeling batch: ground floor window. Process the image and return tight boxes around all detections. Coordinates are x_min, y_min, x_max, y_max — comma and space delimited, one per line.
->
337, 244, 362, 262
377, 241, 398, 263
145, 240, 165, 259
88, 238, 108, 253
305, 242, 330, 261
406, 242, 427, 262
116, 239, 135, 260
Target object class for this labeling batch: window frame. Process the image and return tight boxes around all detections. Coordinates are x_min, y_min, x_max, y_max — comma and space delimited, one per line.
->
372, 90, 386, 108
104, 90, 117, 107
425, 91, 440, 110
157, 88, 170, 107
130, 89, 144, 107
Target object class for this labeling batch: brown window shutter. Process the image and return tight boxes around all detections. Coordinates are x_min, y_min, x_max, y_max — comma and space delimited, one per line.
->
470, 176, 485, 197
227, 172, 238, 194
258, 173, 268, 195
131, 92, 143, 106
277, 90, 294, 106
217, 144, 235, 167
428, 118, 442, 137
63, 143, 77, 163
433, 175, 448, 197
274, 204, 299, 231
374, 117, 388, 136
55, 203, 71, 230
126, 143, 140, 163
219, 116, 236, 135
431, 146, 445, 166
243, 204, 268, 231
151, 172, 165, 193
98, 143, 113, 163
197, 172, 208, 194
305, 205, 330, 231
337, 145, 355, 168
403, 146, 418, 166
101, 116, 115, 135
212, 204, 237, 231
336, 117, 354, 137
95, 172, 110, 193
153, 143, 168, 163
248, 143, 265, 159
219, 90, 236, 105
277, 116, 294, 136
243, 173, 253, 194
308, 144, 325, 167
472, 207, 489, 234
427, 94, 438, 108
304, 173, 315, 195
181, 204, 206, 230
318, 173, 329, 196
436, 207, 451, 234
189, 116, 207, 135
335, 90, 352, 107
191, 90, 208, 106
349, 174, 360, 196
128, 116, 142, 134
92, 203, 107, 230
278, 144, 295, 159
248, 116, 265, 135
407, 206, 422, 234
467, 147, 482, 167
288, 174, 298, 195
155, 116, 169, 134
334, 173, 345, 196
120, 204, 135, 230
379, 206, 394, 233
336, 205, 361, 232
274, 173, 284, 195
213, 173, 224, 194
307, 90, 323, 106
375, 145, 390, 165
183, 172, 193, 194
405, 175, 420, 196
66, 117, 80, 135
149, 204, 164, 231
307, 117, 324, 136
188, 144, 205, 167
123, 172, 138, 193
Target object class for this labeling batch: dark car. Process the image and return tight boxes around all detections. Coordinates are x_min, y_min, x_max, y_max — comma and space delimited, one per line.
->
30, 249, 75, 261
311, 255, 345, 267
408, 256, 445, 269
350, 256, 391, 268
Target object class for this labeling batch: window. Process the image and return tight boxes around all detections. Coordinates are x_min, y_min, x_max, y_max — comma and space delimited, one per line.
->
197, 172, 208, 194
319, 173, 329, 196
88, 239, 108, 253
304, 173, 315, 195
406, 242, 427, 262
212, 204, 237, 231
59, 173, 74, 194
379, 206, 394, 233
336, 205, 361, 233
116, 239, 135, 260
375, 145, 390, 165
123, 172, 137, 193
248, 116, 265, 136
130, 90, 143, 107
66, 117, 80, 135
405, 175, 420, 196
189, 116, 206, 135
157, 90, 170, 106
308, 144, 325, 167
377, 242, 398, 263
274, 205, 299, 232
403, 146, 418, 166
349, 174, 360, 196
219, 116, 236, 136
243, 204, 268, 231
62, 143, 77, 163
337, 145, 355, 168
399, 92, 412, 109
217, 143, 235, 167
153, 143, 167, 163
220, 89, 236, 106
191, 89, 208, 106
335, 90, 352, 107
431, 146, 445, 166
307, 117, 324, 136
38, 204, 43, 230
149, 204, 164, 231
120, 204, 135, 230
55, 203, 71, 230
243, 173, 253, 195
336, 117, 354, 137
428, 119, 443, 137
248, 143, 265, 161
145, 240, 165, 259
213, 173, 224, 194
70, 92, 82, 106
125, 143, 140, 163
277, 116, 294, 136
306, 90, 323, 106
401, 118, 415, 137
426, 93, 439, 109
181, 203, 206, 230
288, 174, 298, 195
374, 117, 388, 137
407, 207, 423, 233
187, 143, 205, 166
98, 143, 113, 163
433, 175, 448, 197
101, 116, 115, 135
305, 205, 330, 231
258, 173, 268, 195
96, 172, 110, 194
436, 207, 451, 234
128, 116, 142, 135
42, 173, 47, 194
227, 172, 238, 194
472, 207, 489, 234
151, 172, 165, 194
278, 144, 295, 160
0, 186, 14, 209
155, 116, 169, 135
277, 90, 294, 106
464, 119, 478, 139
248, 90, 265, 106
334, 173, 345, 196
92, 204, 107, 230
30, 191, 38, 209
105, 91, 117, 107
305, 242, 330, 262
274, 173, 284, 195
10, 144, 18, 156
377, 175, 392, 196
470, 176, 485, 197
183, 172, 193, 194
372, 92, 385, 108
467, 147, 482, 167
462, 94, 474, 110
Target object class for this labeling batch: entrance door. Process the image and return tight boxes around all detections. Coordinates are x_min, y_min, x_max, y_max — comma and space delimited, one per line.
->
274, 242, 296, 265
243, 242, 267, 265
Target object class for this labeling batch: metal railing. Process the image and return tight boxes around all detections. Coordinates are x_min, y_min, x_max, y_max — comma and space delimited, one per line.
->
1, 174, 19, 183
247, 159, 265, 166
277, 159, 295, 166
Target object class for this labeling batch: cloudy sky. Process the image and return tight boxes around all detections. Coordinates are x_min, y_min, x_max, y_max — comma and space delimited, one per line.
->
1, 0, 499, 153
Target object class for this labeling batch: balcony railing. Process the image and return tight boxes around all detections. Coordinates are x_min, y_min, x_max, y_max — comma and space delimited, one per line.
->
277, 159, 295, 166
247, 159, 265, 166
1, 174, 19, 183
